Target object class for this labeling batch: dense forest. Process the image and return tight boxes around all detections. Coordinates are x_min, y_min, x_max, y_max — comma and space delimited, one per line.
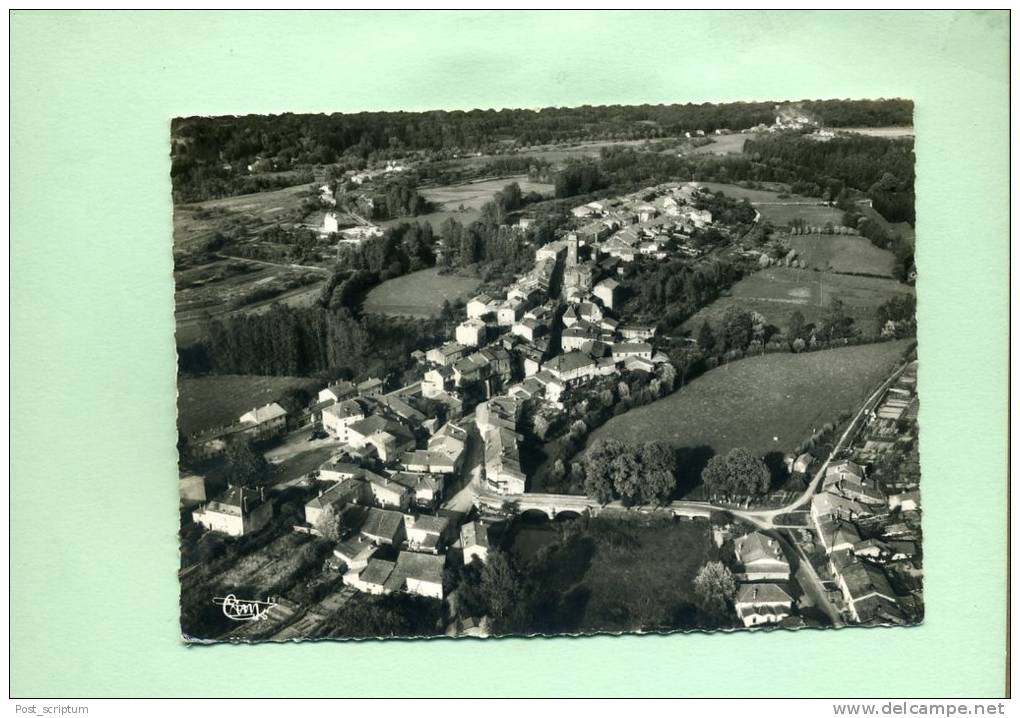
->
171, 99, 911, 202
552, 131, 915, 225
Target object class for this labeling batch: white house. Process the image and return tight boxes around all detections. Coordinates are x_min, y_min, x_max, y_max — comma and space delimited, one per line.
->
456, 319, 487, 347
593, 278, 620, 310
320, 399, 366, 441
734, 583, 794, 628
318, 380, 357, 405
192, 486, 273, 538
461, 521, 490, 565
239, 402, 288, 439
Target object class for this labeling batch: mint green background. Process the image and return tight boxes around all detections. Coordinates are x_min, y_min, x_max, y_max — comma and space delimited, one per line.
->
11, 10, 1009, 697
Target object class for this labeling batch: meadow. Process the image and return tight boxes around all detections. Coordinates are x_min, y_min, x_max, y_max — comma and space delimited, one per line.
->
362, 267, 482, 318
697, 181, 845, 227
585, 340, 912, 472
177, 374, 319, 435
682, 266, 913, 336
787, 233, 896, 277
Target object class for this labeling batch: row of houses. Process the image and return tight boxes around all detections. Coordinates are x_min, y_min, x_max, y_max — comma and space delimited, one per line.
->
809, 458, 921, 624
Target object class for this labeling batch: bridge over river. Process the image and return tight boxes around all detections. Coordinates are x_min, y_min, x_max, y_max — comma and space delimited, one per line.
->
474, 491, 714, 520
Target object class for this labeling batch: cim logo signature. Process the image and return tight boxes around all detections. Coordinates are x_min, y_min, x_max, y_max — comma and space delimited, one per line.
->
212, 594, 278, 622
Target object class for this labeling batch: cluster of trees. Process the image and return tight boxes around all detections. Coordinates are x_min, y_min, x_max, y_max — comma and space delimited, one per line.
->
800, 99, 913, 128
700, 448, 771, 500
437, 216, 535, 283
172, 167, 315, 204
529, 365, 679, 493
581, 439, 679, 506
449, 551, 529, 634
693, 561, 737, 626
328, 593, 443, 639
554, 161, 604, 198
620, 258, 743, 332
875, 294, 916, 326
365, 176, 433, 219
336, 221, 437, 277
745, 133, 915, 223
177, 305, 446, 382
694, 190, 757, 226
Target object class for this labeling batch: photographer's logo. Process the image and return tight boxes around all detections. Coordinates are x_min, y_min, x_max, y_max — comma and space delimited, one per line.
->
213, 594, 278, 622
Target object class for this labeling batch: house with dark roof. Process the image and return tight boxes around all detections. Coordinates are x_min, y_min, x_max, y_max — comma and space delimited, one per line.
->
192, 486, 273, 538
389, 552, 446, 599
344, 505, 406, 546
403, 513, 452, 554
734, 532, 790, 581
318, 380, 357, 405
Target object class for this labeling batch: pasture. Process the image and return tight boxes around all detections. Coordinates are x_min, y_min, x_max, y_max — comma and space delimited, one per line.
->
585, 339, 912, 469
686, 132, 750, 155
381, 175, 554, 232
757, 203, 846, 227
787, 233, 896, 277
362, 267, 482, 318
177, 374, 319, 436
698, 181, 844, 226
682, 266, 913, 335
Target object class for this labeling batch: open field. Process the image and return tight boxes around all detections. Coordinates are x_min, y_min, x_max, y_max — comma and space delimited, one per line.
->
178, 374, 318, 436
787, 233, 896, 277
446, 138, 670, 170
682, 266, 913, 336
698, 181, 844, 226
362, 267, 482, 318
379, 174, 554, 232
757, 203, 846, 227
840, 126, 914, 138
686, 132, 750, 155
698, 182, 817, 205
585, 340, 912, 468
173, 183, 314, 252
513, 517, 718, 633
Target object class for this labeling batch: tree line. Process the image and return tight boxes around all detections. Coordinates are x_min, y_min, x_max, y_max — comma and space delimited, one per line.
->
172, 100, 911, 201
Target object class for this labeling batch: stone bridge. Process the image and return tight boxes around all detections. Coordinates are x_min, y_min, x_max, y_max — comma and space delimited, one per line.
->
474, 491, 713, 521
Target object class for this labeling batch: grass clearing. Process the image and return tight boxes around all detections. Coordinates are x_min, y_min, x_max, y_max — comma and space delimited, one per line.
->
515, 517, 718, 633
363, 267, 482, 318
173, 183, 313, 252
686, 133, 750, 155
758, 204, 846, 227
682, 266, 913, 335
788, 233, 896, 276
178, 374, 319, 435
585, 340, 912, 472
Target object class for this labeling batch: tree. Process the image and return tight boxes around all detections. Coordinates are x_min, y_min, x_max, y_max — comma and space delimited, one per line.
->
701, 447, 771, 499
722, 307, 754, 352
499, 500, 521, 522
788, 309, 806, 340
694, 561, 737, 620
223, 441, 271, 487
638, 442, 678, 505
315, 504, 345, 543
480, 551, 525, 632
697, 321, 718, 355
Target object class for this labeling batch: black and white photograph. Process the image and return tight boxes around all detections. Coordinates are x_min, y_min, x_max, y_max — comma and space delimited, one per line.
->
173, 99, 920, 642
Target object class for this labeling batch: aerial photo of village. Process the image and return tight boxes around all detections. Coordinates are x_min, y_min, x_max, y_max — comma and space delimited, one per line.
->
174, 99, 921, 641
